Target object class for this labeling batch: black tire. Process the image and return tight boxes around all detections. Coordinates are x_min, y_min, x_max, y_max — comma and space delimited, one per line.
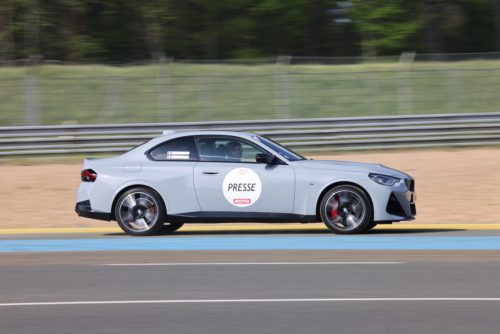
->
363, 220, 378, 232
159, 222, 184, 234
115, 187, 166, 236
320, 185, 373, 234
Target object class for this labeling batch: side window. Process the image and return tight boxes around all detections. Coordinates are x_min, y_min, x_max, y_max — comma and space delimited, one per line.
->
195, 137, 266, 163
149, 136, 199, 161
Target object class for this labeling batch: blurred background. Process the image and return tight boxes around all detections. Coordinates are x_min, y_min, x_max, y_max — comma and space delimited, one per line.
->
2, 0, 499, 62
1, 0, 500, 125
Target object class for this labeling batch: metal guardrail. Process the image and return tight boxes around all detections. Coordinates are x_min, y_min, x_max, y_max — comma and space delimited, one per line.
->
1, 112, 500, 156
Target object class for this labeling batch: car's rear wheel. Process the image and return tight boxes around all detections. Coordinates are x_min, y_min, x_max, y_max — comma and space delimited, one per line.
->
160, 222, 184, 234
320, 185, 373, 234
115, 187, 166, 236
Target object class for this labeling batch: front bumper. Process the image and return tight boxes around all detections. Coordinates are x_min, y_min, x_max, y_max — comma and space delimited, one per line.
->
384, 177, 416, 221
368, 177, 416, 223
75, 200, 111, 221
386, 191, 416, 219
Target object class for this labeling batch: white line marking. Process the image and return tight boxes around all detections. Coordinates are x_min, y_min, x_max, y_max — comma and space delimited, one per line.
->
101, 262, 405, 266
1, 298, 500, 307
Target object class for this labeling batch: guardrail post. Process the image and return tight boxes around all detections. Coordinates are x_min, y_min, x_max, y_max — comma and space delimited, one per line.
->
274, 55, 291, 119
397, 52, 415, 115
156, 56, 173, 123
24, 54, 42, 125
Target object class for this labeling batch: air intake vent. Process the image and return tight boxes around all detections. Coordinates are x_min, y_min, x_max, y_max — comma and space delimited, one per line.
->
410, 203, 417, 216
406, 179, 415, 191
386, 193, 406, 217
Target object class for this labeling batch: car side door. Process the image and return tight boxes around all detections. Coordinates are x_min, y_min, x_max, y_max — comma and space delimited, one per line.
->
193, 136, 295, 214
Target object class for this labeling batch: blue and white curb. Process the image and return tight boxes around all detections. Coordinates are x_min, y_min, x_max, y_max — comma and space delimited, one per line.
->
0, 236, 499, 252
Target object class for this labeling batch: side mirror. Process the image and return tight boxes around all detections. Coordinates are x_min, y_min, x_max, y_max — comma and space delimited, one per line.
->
256, 153, 276, 164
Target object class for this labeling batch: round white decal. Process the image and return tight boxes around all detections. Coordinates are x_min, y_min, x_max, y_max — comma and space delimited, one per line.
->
222, 168, 262, 207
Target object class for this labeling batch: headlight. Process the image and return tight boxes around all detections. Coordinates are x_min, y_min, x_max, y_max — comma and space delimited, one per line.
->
369, 173, 400, 186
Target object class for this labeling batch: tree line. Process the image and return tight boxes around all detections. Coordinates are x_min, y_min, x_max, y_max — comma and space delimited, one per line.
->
1, 0, 500, 62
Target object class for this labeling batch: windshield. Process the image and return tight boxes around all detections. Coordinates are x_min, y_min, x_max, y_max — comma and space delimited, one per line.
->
254, 136, 306, 161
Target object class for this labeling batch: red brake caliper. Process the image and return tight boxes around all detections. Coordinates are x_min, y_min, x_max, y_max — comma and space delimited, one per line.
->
331, 200, 338, 220
150, 205, 156, 214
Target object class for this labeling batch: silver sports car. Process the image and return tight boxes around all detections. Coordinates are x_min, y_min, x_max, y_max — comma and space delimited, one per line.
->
75, 131, 416, 235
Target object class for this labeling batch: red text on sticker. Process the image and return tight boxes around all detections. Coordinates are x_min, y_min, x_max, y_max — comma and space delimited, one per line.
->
234, 199, 251, 204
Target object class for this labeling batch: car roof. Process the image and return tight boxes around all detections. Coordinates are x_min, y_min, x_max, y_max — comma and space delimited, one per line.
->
157, 130, 259, 140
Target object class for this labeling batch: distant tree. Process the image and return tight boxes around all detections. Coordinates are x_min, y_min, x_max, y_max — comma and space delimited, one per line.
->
2, 0, 500, 62
57, 0, 101, 60
247, 0, 333, 57
0, 0, 17, 61
461, 0, 495, 52
349, 0, 421, 56
418, 0, 467, 53
139, 0, 175, 60
494, 0, 500, 50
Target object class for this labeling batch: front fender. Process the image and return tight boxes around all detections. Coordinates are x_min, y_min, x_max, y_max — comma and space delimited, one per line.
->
310, 177, 369, 215
294, 170, 368, 216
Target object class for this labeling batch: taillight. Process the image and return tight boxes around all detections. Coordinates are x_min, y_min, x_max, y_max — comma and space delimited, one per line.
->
81, 169, 97, 182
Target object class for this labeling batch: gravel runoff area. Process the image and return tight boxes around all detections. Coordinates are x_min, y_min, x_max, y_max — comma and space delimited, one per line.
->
1, 147, 499, 228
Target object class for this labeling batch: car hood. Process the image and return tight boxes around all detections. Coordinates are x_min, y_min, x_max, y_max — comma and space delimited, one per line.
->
297, 160, 411, 178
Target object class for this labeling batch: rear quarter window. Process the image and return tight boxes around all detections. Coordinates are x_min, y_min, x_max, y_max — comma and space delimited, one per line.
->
149, 136, 199, 161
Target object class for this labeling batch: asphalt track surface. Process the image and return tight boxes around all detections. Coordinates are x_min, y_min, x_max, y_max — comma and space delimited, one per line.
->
1, 225, 500, 334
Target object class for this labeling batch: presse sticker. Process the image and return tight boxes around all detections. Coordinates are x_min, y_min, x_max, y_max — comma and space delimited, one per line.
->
222, 168, 262, 207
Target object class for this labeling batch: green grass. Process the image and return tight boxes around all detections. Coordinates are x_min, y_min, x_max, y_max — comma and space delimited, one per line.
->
1, 60, 500, 126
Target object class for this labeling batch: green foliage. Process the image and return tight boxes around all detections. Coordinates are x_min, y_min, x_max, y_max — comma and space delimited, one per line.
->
0, 0, 498, 61
462, 0, 496, 52
349, 0, 421, 54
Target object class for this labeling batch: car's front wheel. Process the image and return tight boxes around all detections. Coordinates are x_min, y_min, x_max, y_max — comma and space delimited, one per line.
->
115, 187, 166, 236
320, 185, 373, 234
160, 222, 184, 234
363, 220, 378, 232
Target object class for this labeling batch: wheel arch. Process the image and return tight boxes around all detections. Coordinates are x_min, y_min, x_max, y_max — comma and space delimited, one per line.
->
315, 181, 374, 222
110, 184, 168, 221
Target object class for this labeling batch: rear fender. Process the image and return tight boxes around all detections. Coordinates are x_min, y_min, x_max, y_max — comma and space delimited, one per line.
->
108, 180, 171, 213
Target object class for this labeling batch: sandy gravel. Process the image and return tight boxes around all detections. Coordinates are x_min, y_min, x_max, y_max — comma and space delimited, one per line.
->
1, 148, 499, 228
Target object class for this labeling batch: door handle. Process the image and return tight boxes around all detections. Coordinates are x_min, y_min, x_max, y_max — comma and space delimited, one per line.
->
202, 170, 220, 175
